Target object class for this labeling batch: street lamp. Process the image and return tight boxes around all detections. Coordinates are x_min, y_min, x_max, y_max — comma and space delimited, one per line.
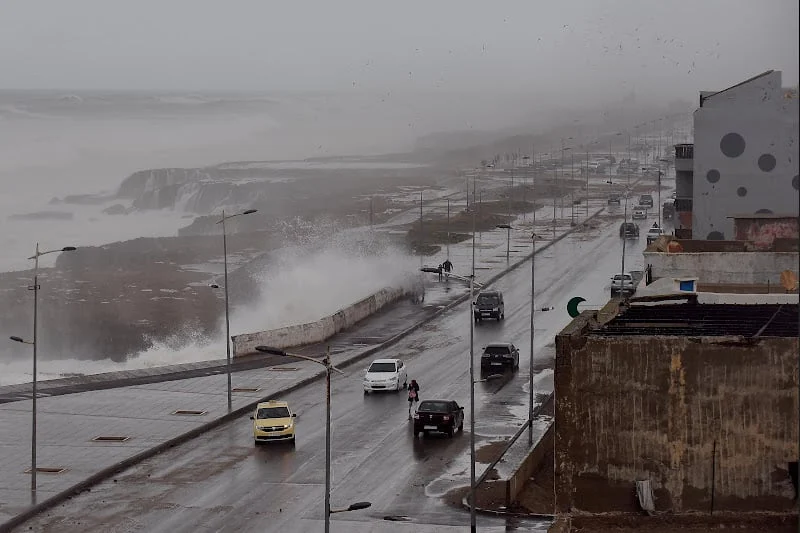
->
255, 345, 359, 533
330, 501, 372, 514
468, 196, 477, 533
216, 208, 257, 412
9, 244, 76, 500
495, 224, 512, 263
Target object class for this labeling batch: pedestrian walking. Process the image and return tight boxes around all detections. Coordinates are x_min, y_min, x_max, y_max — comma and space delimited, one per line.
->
442, 259, 453, 281
407, 379, 420, 418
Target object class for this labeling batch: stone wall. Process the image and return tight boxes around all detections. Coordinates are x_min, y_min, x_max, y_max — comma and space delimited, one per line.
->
643, 250, 799, 285
231, 287, 405, 356
555, 313, 798, 513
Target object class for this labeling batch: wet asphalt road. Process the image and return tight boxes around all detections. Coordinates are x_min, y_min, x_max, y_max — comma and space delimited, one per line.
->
18, 212, 653, 533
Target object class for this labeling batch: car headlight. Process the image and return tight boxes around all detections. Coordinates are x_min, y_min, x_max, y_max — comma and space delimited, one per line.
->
492, 307, 498, 312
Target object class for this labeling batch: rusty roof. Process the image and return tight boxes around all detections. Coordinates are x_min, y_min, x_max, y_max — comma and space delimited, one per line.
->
594, 303, 798, 337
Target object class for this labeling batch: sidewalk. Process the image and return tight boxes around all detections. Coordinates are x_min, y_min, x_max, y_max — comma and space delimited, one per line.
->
0, 184, 617, 530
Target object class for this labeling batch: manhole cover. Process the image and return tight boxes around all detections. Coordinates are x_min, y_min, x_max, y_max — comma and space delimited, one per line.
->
92, 435, 131, 442
268, 367, 299, 372
171, 409, 207, 416
383, 515, 411, 522
232, 387, 261, 393
25, 467, 67, 474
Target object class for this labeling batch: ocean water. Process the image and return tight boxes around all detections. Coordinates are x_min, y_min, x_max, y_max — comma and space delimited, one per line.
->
3, 89, 523, 384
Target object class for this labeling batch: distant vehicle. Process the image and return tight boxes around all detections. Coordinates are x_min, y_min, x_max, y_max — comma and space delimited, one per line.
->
632, 207, 647, 220
607, 195, 621, 206
413, 399, 464, 438
363, 358, 408, 393
251, 400, 296, 446
473, 290, 504, 322
481, 343, 519, 371
646, 225, 665, 245
670, 191, 677, 199
610, 272, 636, 297
619, 222, 640, 239
662, 201, 675, 220
638, 194, 654, 207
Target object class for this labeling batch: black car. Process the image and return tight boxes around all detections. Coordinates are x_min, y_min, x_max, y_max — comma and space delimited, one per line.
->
413, 400, 464, 437
481, 343, 519, 370
607, 195, 621, 206
638, 194, 654, 208
619, 222, 640, 239
473, 290, 504, 322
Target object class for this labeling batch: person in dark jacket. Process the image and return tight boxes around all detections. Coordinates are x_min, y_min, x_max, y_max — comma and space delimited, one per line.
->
442, 259, 453, 281
407, 379, 420, 417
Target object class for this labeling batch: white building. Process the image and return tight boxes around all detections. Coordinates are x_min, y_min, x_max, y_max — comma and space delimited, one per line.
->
692, 70, 799, 240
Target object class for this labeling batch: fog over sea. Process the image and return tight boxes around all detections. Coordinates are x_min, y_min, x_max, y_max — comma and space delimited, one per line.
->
0, 89, 541, 385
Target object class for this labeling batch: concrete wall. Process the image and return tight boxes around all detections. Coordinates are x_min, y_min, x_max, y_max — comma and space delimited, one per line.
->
643, 251, 799, 285
555, 314, 798, 514
231, 287, 405, 356
508, 422, 554, 507
693, 70, 799, 240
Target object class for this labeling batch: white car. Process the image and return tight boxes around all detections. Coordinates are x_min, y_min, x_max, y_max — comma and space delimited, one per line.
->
632, 208, 647, 220
646, 226, 665, 244
363, 359, 408, 393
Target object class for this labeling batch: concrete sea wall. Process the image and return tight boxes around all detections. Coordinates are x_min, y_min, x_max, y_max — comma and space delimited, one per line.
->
231, 287, 405, 356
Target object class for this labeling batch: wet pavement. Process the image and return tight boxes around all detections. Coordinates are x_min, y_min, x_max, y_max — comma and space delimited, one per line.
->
0, 175, 666, 532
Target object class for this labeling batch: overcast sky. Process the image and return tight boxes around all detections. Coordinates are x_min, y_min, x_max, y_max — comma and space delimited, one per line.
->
2, 0, 797, 100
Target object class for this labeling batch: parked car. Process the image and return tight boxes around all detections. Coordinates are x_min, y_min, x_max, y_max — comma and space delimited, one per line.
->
251, 400, 296, 445
619, 222, 639, 239
363, 358, 407, 393
610, 272, 636, 297
413, 399, 464, 438
607, 195, 621, 206
638, 194, 654, 207
481, 343, 519, 371
646, 225, 665, 245
473, 290, 504, 322
632, 207, 647, 220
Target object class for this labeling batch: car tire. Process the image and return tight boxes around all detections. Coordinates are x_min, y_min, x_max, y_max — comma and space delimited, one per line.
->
458, 420, 464, 432
254, 440, 260, 446
447, 426, 455, 438
500, 312, 505, 321
364, 390, 369, 395
290, 438, 296, 447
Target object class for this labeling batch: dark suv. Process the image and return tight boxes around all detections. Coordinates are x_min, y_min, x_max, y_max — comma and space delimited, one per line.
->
481, 343, 519, 370
413, 400, 464, 438
638, 194, 654, 208
473, 290, 504, 322
619, 222, 640, 239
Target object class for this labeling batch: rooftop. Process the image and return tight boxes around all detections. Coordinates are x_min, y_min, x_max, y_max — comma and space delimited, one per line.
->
594, 302, 798, 337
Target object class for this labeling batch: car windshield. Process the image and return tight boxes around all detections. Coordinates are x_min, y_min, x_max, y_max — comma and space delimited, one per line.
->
484, 345, 511, 355
418, 401, 450, 413
368, 362, 396, 373
477, 295, 499, 305
256, 406, 290, 419
613, 274, 631, 281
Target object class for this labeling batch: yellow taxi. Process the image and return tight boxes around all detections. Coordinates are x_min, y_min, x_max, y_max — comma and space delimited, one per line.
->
250, 400, 296, 446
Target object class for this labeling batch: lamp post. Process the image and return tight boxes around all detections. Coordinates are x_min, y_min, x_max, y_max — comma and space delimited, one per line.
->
255, 346, 367, 532
470, 370, 504, 532
10, 243, 76, 500
496, 224, 537, 446
469, 199, 477, 533
496, 223, 511, 263
216, 208, 257, 412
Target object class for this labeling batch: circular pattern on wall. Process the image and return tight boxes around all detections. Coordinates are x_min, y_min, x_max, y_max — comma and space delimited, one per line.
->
755, 209, 774, 214
719, 133, 745, 158
793, 175, 799, 191
706, 169, 720, 183
707, 231, 724, 240
737, 187, 747, 197
757, 154, 776, 172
